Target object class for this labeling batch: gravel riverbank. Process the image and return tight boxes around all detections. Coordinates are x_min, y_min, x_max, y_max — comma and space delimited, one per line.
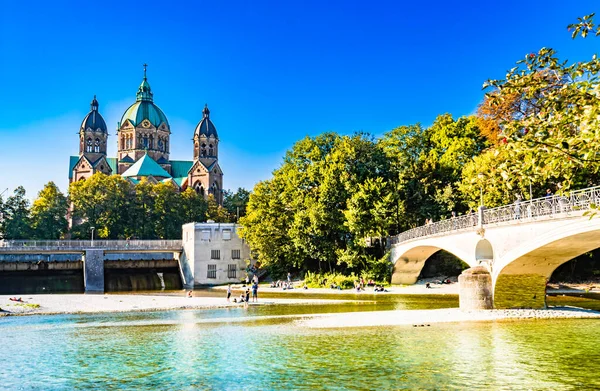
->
296, 307, 600, 328
0, 294, 362, 317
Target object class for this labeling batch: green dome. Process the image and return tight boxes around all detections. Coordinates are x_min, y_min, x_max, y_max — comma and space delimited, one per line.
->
120, 68, 169, 128
121, 100, 169, 128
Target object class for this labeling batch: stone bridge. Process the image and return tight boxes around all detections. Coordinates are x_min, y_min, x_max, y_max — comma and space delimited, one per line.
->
0, 240, 183, 292
390, 186, 600, 309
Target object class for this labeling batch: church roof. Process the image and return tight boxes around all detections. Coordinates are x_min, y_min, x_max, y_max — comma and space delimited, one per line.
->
194, 104, 218, 138
170, 160, 194, 177
173, 177, 187, 187
121, 152, 172, 179
69, 156, 117, 179
120, 66, 169, 128
81, 95, 107, 132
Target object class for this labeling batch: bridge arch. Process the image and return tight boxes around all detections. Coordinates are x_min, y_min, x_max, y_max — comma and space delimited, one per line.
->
493, 218, 600, 308
475, 239, 493, 262
391, 242, 474, 285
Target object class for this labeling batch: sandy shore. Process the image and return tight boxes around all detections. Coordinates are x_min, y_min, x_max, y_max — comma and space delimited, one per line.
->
0, 294, 362, 317
296, 307, 600, 328
215, 281, 460, 295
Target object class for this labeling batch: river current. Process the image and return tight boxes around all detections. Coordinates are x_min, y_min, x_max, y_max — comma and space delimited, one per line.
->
1, 292, 599, 390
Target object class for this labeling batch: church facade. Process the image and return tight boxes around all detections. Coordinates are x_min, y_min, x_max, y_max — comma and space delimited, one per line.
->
69, 67, 224, 204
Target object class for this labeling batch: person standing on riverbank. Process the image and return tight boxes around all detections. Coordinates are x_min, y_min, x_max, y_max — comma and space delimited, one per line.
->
252, 282, 258, 302
226, 284, 232, 302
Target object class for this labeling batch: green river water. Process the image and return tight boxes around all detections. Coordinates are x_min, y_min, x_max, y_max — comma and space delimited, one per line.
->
1, 291, 599, 390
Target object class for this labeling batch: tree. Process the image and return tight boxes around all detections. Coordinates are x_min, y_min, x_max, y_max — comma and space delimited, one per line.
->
241, 132, 392, 274
153, 182, 183, 239
483, 13, 600, 191
69, 173, 133, 239
379, 115, 488, 227
1, 186, 33, 239
206, 194, 229, 222
180, 187, 208, 224
223, 188, 250, 222
30, 182, 68, 239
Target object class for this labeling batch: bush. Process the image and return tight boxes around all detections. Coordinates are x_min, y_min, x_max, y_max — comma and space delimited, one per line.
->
304, 271, 360, 289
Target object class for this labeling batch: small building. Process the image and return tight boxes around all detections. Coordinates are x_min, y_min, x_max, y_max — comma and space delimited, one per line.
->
180, 222, 251, 286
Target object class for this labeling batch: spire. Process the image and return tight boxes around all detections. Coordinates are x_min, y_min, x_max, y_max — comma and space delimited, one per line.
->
90, 95, 99, 111
136, 63, 153, 102
203, 104, 210, 118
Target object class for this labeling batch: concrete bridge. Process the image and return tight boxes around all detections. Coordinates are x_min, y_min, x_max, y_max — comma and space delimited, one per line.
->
0, 240, 183, 292
390, 185, 600, 309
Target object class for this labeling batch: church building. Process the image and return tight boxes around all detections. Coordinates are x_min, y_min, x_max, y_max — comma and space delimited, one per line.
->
69, 66, 224, 204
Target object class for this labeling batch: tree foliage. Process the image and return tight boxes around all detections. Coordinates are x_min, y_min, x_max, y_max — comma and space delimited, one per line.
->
30, 182, 68, 239
483, 13, 600, 191
0, 187, 32, 239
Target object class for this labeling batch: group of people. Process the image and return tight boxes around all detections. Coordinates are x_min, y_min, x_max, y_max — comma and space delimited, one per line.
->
227, 282, 259, 306
270, 280, 294, 290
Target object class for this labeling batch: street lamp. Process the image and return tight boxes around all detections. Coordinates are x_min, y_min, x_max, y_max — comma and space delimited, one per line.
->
90, 226, 95, 246
477, 173, 485, 207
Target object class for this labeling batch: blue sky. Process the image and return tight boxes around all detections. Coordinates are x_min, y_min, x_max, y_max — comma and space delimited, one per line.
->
0, 1, 598, 199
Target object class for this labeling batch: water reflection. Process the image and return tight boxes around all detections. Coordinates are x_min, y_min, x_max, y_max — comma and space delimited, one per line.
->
1, 292, 600, 390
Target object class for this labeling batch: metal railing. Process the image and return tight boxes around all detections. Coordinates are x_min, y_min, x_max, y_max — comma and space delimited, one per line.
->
390, 185, 600, 245
0, 240, 183, 251
483, 185, 600, 224
390, 213, 478, 245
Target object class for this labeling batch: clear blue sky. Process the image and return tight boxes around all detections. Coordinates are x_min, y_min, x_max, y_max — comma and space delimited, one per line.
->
0, 1, 598, 199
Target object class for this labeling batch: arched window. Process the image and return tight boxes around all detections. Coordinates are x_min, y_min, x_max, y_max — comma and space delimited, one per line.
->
149, 135, 154, 149
94, 138, 100, 153
121, 135, 125, 149
86, 138, 93, 152
165, 140, 168, 153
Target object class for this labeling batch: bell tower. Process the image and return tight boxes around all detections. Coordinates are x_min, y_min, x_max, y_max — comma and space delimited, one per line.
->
189, 104, 223, 204
79, 96, 108, 161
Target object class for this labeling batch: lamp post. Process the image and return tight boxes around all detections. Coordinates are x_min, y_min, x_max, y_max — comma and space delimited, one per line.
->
90, 226, 95, 246
477, 173, 485, 207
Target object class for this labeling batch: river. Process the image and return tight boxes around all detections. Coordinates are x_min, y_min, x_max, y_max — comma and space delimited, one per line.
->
1, 292, 598, 390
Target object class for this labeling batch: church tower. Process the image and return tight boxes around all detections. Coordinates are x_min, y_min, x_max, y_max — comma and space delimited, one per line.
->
189, 104, 223, 204
117, 65, 171, 175
71, 96, 112, 182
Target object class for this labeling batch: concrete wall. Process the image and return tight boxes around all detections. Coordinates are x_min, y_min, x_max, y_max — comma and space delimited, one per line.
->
182, 222, 251, 286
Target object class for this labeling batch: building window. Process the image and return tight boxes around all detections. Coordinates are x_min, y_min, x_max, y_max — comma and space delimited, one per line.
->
231, 249, 241, 259
211, 250, 220, 259
207, 264, 216, 279
223, 230, 231, 240
227, 264, 237, 279
201, 230, 210, 240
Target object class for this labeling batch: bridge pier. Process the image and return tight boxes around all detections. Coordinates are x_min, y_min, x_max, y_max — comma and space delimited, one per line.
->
83, 249, 104, 293
458, 267, 493, 310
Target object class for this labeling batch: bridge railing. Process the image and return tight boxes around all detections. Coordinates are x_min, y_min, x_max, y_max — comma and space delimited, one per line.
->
483, 185, 600, 225
390, 184, 600, 245
0, 240, 183, 250
389, 213, 478, 245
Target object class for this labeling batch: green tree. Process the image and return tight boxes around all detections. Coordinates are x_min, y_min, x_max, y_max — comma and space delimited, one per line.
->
483, 13, 600, 191
379, 115, 487, 227
241, 132, 392, 274
206, 194, 229, 222
1, 186, 33, 239
153, 182, 183, 239
130, 179, 157, 239
30, 182, 68, 239
223, 187, 250, 222
181, 187, 208, 224
69, 173, 133, 239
